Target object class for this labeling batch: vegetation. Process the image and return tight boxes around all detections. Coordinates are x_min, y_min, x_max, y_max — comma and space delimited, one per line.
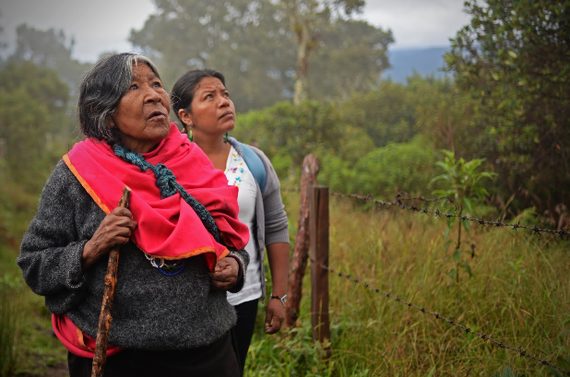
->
445, 0, 570, 225
0, 0, 568, 375
244, 193, 570, 376
129, 0, 392, 110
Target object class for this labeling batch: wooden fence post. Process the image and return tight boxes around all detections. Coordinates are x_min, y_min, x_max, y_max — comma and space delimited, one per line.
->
310, 185, 330, 358
286, 154, 319, 328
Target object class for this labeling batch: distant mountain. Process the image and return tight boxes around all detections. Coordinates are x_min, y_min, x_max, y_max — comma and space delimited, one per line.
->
383, 47, 453, 83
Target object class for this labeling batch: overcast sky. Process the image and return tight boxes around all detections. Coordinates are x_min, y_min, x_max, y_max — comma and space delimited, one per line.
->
0, 0, 471, 63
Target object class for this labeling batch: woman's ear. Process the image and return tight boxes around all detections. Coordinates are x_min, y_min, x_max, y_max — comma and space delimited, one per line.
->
178, 109, 193, 128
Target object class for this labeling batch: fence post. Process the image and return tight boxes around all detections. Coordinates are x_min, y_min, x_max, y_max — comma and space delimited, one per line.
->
286, 154, 319, 328
310, 185, 330, 358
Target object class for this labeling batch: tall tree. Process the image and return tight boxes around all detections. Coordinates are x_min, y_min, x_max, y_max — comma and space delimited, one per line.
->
130, 0, 296, 112
130, 0, 392, 111
280, 0, 369, 103
308, 18, 392, 100
446, 0, 570, 224
0, 62, 72, 242
8, 24, 91, 94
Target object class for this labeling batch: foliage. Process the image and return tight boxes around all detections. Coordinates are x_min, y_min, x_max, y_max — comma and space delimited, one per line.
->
131, 0, 296, 111
279, 0, 392, 103
245, 195, 570, 375
307, 18, 393, 101
0, 273, 22, 377
431, 150, 497, 282
343, 135, 437, 199
491, 366, 525, 377
0, 62, 72, 245
445, 0, 570, 225
336, 80, 418, 147
7, 24, 91, 94
408, 74, 482, 157
233, 100, 343, 168
130, 0, 392, 111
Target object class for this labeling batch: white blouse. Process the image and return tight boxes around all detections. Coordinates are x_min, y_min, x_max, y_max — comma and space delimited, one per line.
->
225, 146, 262, 305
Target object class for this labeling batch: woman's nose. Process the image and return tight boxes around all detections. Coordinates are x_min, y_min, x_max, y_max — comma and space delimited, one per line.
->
144, 86, 162, 103
219, 96, 230, 107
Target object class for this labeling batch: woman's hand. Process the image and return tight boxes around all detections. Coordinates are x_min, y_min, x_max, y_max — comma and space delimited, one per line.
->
82, 207, 137, 271
210, 257, 239, 290
265, 299, 285, 334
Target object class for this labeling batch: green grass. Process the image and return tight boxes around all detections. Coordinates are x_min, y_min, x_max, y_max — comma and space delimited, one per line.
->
3, 192, 569, 376
244, 193, 570, 376
0, 244, 67, 377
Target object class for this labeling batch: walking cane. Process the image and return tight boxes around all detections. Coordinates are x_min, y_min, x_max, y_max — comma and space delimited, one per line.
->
91, 186, 131, 377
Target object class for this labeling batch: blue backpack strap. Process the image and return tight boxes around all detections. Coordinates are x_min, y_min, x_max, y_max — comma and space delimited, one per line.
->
236, 141, 267, 192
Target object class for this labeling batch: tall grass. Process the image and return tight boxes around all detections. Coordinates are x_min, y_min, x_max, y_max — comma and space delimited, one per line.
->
246, 193, 570, 376
0, 272, 22, 376
0, 245, 67, 376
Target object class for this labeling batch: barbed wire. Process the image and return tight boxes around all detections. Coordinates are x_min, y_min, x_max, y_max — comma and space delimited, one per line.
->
310, 257, 570, 376
395, 193, 454, 204
330, 191, 570, 238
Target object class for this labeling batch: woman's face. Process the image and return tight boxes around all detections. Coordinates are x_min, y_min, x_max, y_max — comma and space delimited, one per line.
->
111, 63, 171, 153
178, 77, 235, 139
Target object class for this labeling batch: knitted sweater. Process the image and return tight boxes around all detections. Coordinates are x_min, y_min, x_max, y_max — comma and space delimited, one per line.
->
17, 160, 249, 350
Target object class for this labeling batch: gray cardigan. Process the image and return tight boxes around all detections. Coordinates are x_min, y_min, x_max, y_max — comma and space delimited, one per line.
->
228, 138, 290, 298
17, 160, 249, 350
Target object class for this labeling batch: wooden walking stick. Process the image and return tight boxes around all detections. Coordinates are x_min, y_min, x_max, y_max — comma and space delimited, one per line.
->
91, 186, 131, 377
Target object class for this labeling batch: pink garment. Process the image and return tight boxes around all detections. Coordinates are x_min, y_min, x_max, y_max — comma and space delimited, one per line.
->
63, 123, 249, 268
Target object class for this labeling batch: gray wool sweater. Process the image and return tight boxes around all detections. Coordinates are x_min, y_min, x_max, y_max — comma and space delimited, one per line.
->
17, 160, 249, 350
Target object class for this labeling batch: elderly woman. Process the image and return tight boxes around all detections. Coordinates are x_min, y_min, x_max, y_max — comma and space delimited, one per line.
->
17, 53, 249, 377
171, 69, 290, 374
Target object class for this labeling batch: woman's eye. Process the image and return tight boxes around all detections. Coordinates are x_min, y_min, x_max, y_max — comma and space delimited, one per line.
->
153, 81, 162, 88
206, 94, 214, 99
224, 92, 230, 98
130, 84, 138, 90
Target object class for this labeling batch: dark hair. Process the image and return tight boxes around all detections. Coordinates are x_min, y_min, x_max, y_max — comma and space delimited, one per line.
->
170, 69, 226, 127
78, 52, 161, 145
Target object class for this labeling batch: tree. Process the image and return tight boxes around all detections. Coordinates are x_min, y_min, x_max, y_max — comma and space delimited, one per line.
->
337, 80, 417, 147
8, 24, 91, 94
0, 62, 72, 243
307, 18, 393, 100
0, 62, 70, 189
280, 0, 392, 103
130, 0, 296, 111
130, 0, 392, 111
445, 0, 570, 225
280, 0, 366, 103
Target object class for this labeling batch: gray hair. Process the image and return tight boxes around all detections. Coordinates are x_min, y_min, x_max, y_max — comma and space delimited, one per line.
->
78, 53, 161, 146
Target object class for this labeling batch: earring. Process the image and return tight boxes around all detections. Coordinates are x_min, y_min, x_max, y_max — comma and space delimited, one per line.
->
189, 129, 193, 142
223, 132, 229, 143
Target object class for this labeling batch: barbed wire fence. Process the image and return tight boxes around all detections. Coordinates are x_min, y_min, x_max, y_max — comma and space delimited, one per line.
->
308, 256, 570, 376
331, 191, 570, 238
284, 175, 570, 376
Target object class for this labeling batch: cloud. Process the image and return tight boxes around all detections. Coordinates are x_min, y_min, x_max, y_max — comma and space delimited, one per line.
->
357, 0, 471, 49
0, 0, 155, 62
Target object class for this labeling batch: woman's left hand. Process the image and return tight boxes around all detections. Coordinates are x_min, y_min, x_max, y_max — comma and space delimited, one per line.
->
210, 257, 239, 290
265, 300, 285, 334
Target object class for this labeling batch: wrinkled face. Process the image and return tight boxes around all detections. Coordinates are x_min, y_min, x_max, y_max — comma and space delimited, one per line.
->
111, 63, 171, 153
178, 77, 235, 139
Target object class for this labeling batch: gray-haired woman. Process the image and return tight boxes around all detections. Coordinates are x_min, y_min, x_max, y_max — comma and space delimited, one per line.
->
17, 53, 249, 377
